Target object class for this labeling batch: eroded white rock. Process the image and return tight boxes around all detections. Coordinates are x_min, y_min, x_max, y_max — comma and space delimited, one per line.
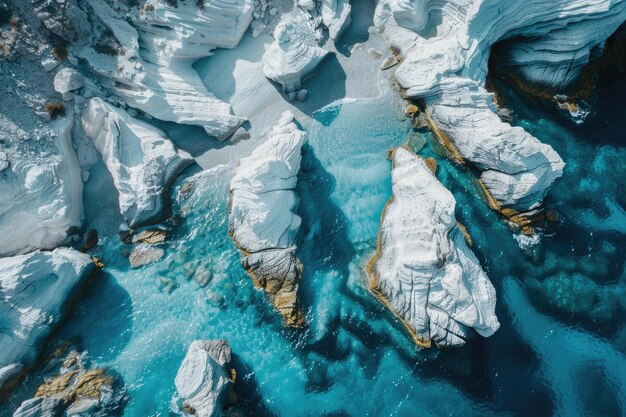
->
81, 97, 193, 228
79, 0, 253, 140
0, 248, 95, 391
0, 116, 83, 257
229, 111, 307, 326
372, 0, 626, 211
369, 147, 499, 348
262, 11, 330, 93
175, 340, 235, 417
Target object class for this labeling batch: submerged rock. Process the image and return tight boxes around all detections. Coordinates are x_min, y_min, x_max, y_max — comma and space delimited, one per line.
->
0, 248, 94, 391
263, 11, 330, 94
81, 97, 193, 228
229, 111, 307, 326
368, 147, 499, 348
175, 340, 236, 417
129, 244, 164, 268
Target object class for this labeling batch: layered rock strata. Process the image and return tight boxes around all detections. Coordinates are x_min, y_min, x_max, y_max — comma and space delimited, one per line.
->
0, 116, 83, 257
0, 248, 95, 391
229, 111, 306, 326
262, 10, 330, 94
70, 0, 254, 140
368, 147, 499, 348
372, 0, 626, 216
81, 97, 193, 228
175, 340, 236, 417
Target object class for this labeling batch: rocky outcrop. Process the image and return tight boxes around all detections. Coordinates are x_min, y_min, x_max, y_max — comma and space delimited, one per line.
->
0, 115, 83, 257
229, 111, 306, 326
175, 340, 236, 417
262, 10, 330, 94
0, 248, 95, 391
81, 97, 193, 228
34, 0, 91, 45
425, 80, 565, 211
368, 147, 499, 348
13, 345, 121, 417
77, 0, 253, 140
371, 0, 626, 214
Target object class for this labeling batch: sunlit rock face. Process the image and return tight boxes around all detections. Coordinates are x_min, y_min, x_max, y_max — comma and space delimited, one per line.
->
320, 0, 352, 40
81, 97, 193, 228
0, 248, 94, 391
0, 116, 83, 257
229, 111, 307, 326
426, 80, 566, 211
263, 10, 330, 93
175, 340, 235, 417
74, 0, 253, 140
369, 147, 499, 348
374, 0, 625, 211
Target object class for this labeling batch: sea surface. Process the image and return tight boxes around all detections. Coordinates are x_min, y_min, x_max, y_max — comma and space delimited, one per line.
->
4, 78, 625, 416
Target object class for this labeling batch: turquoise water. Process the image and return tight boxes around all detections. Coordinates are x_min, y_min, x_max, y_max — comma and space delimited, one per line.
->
4, 81, 626, 416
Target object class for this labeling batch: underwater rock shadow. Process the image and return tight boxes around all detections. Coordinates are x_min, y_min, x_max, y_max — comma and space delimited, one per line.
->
231, 354, 277, 417
268, 54, 347, 116
54, 269, 134, 363
295, 144, 356, 352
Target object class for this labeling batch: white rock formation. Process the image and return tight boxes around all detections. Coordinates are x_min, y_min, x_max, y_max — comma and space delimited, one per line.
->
53, 68, 84, 94
0, 248, 95, 391
373, 0, 626, 211
229, 111, 307, 326
79, 0, 253, 140
175, 340, 235, 417
262, 11, 330, 93
320, 0, 352, 41
369, 147, 499, 348
426, 79, 565, 210
0, 116, 83, 257
81, 97, 193, 228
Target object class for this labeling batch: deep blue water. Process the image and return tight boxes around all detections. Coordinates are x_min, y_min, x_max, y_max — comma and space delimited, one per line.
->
4, 80, 625, 416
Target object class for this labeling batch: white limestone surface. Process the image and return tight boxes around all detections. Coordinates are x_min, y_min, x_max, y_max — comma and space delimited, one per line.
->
0, 116, 83, 257
373, 0, 626, 210
262, 11, 330, 93
229, 111, 307, 325
0, 248, 94, 391
81, 0, 254, 140
369, 147, 499, 348
175, 340, 234, 417
81, 98, 193, 228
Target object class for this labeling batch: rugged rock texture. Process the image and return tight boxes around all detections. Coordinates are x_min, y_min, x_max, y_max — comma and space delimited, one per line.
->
369, 147, 499, 348
0, 116, 83, 257
263, 10, 330, 93
77, 0, 253, 140
81, 97, 193, 228
0, 248, 94, 391
425, 80, 565, 211
229, 111, 306, 326
175, 340, 235, 417
320, 0, 352, 40
13, 346, 121, 417
372, 0, 626, 213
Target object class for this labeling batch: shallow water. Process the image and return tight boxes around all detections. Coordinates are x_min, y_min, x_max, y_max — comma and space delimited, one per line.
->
4, 78, 625, 416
